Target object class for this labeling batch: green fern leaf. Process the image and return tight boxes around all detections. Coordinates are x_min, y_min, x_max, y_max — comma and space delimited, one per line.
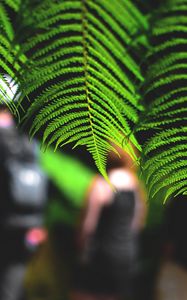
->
137, 0, 187, 201
14, 0, 147, 178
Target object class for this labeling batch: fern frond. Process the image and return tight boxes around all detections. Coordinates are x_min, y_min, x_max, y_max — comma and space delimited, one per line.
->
137, 0, 187, 201
15, 0, 148, 179
3, 0, 20, 12
0, 0, 27, 114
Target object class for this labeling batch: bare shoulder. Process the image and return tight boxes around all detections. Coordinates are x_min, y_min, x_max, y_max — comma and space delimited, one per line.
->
108, 168, 138, 190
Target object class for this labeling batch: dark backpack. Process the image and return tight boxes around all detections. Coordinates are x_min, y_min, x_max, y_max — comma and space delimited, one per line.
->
0, 127, 48, 228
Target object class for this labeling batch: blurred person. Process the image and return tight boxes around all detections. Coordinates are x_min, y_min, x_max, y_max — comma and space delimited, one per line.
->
70, 144, 147, 300
0, 75, 48, 300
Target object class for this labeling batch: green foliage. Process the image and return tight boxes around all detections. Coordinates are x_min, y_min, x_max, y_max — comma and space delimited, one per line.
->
137, 0, 187, 201
0, 0, 26, 114
0, 0, 186, 200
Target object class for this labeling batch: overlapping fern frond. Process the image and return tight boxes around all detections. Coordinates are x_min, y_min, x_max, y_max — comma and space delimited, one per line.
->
137, 0, 187, 201
13, 0, 148, 180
